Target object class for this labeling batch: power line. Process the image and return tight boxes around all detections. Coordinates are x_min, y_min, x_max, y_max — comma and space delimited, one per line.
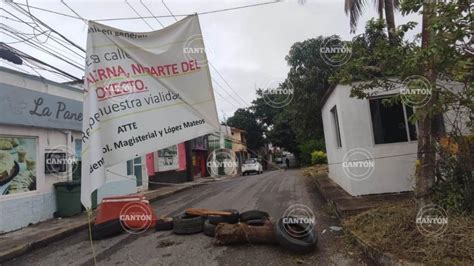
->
11, 1, 281, 22
0, 25, 85, 71
125, 0, 154, 31
140, 0, 165, 28
0, 43, 81, 80
209, 63, 250, 107
9, 1, 86, 53
1, 8, 85, 59
161, 0, 250, 109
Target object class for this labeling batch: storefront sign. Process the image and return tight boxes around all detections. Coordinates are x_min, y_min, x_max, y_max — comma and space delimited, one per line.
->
81, 15, 220, 208
0, 83, 82, 131
44, 152, 67, 173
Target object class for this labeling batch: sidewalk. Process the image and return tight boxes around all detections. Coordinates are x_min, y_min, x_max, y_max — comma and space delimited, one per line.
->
309, 167, 412, 217
0, 176, 225, 263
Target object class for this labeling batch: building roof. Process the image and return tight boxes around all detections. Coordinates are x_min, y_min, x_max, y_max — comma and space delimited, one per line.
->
0, 66, 83, 93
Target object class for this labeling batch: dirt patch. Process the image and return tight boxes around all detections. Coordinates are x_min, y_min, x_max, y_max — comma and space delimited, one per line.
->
302, 165, 328, 178
343, 200, 474, 264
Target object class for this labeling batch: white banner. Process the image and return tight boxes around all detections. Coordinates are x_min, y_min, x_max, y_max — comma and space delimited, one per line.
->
81, 15, 219, 208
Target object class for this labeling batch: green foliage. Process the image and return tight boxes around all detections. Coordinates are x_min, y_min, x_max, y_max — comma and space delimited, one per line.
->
226, 108, 265, 152
311, 150, 327, 165
297, 139, 326, 165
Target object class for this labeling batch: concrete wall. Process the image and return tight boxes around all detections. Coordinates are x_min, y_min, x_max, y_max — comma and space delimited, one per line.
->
322, 85, 416, 196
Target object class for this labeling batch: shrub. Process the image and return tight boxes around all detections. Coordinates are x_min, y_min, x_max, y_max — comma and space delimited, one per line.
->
311, 150, 327, 165
298, 139, 325, 165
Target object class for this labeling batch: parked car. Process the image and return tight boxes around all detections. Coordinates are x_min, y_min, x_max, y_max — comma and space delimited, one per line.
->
242, 158, 263, 175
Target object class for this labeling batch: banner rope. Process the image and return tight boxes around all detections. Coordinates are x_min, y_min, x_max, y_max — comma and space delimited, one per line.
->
86, 208, 98, 266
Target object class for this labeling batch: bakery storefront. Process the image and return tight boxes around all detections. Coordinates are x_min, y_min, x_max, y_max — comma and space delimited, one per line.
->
0, 67, 148, 233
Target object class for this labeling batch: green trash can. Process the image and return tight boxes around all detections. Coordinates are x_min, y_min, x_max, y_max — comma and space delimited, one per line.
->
54, 181, 82, 217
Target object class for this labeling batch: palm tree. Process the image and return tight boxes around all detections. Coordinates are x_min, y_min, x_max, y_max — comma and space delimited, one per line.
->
344, 0, 399, 42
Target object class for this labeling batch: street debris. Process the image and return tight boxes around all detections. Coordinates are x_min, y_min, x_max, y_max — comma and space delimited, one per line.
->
329, 226, 342, 231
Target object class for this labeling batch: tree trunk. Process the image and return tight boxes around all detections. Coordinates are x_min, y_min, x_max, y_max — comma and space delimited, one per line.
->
212, 222, 277, 245
384, 0, 396, 44
415, 2, 437, 210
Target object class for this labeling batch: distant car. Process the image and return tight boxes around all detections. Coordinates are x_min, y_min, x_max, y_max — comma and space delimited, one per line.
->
242, 158, 263, 175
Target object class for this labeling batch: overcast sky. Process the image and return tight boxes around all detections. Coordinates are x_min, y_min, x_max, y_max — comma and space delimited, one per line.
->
0, 0, 422, 119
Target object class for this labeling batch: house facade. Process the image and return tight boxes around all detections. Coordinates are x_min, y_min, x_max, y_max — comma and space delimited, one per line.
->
0, 67, 148, 233
321, 83, 468, 196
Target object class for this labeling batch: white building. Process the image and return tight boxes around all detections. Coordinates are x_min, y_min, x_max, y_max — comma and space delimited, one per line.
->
321, 83, 468, 196
0, 67, 148, 233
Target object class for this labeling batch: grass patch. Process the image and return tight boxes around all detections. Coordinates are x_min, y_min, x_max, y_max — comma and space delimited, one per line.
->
343, 199, 474, 264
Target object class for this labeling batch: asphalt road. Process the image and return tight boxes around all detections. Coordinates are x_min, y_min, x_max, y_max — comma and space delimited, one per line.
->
4, 169, 373, 266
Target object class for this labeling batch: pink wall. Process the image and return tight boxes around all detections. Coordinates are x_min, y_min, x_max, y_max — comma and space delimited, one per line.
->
146, 153, 154, 176
178, 143, 186, 171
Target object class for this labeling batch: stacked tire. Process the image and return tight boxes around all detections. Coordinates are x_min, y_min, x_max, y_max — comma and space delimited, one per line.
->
203, 209, 239, 237
275, 216, 318, 254
172, 214, 205, 235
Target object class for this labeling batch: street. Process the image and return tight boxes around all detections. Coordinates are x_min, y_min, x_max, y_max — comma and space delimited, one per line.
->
4, 169, 372, 266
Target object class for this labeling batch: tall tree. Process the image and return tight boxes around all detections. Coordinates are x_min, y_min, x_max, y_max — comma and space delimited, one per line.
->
344, 0, 399, 42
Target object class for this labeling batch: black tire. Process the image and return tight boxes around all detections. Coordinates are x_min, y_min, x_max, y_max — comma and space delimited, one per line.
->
203, 219, 217, 237
275, 217, 317, 254
155, 217, 173, 231
172, 213, 204, 235
208, 209, 240, 225
240, 210, 270, 222
91, 219, 124, 240
244, 218, 267, 226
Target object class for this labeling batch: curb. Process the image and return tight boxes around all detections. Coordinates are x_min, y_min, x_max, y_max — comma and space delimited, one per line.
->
0, 180, 211, 263
310, 171, 417, 265
0, 222, 90, 263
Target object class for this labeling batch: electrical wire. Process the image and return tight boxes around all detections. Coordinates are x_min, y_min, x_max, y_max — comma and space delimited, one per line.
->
1, 6, 85, 59
0, 43, 81, 80
162, 0, 250, 108
9, 1, 86, 52
125, 0, 154, 30
10, 0, 281, 22
140, 0, 165, 28
0, 25, 85, 71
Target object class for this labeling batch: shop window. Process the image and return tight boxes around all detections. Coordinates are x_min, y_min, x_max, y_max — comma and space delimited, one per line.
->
157, 145, 179, 171
127, 157, 143, 186
0, 135, 37, 195
330, 106, 342, 148
369, 98, 417, 144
